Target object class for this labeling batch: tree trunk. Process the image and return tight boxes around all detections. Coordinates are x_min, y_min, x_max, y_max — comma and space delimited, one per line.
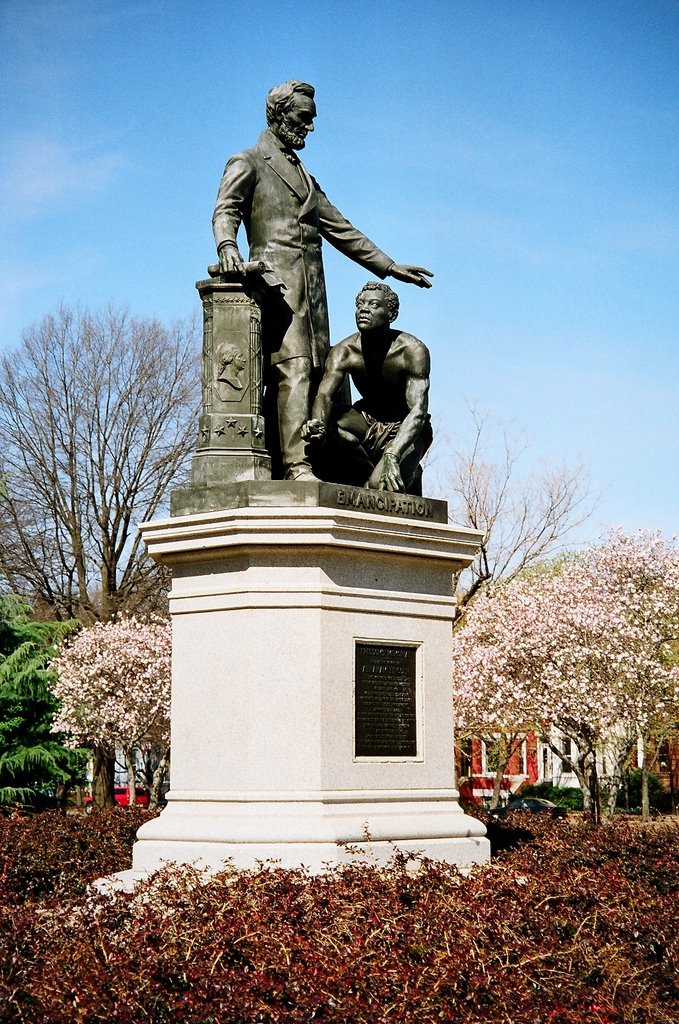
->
589, 755, 601, 825
123, 746, 137, 809
574, 762, 592, 814
92, 746, 115, 809
639, 734, 663, 821
486, 734, 522, 809
605, 778, 619, 819
490, 765, 505, 809
641, 759, 651, 821
604, 736, 636, 818
149, 747, 170, 810
544, 736, 592, 813
56, 782, 71, 814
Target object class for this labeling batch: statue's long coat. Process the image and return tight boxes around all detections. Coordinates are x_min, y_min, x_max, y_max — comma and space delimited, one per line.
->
212, 130, 393, 369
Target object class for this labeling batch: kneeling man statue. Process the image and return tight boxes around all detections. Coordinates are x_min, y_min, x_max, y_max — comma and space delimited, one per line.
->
302, 282, 432, 495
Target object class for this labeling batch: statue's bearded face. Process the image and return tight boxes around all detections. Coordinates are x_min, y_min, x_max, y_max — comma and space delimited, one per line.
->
274, 94, 316, 150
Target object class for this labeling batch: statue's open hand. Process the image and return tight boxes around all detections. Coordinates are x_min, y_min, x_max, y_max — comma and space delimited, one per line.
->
377, 452, 405, 492
388, 264, 434, 289
218, 244, 245, 274
301, 419, 326, 442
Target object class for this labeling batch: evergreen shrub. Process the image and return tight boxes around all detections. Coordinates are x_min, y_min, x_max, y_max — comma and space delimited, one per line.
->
520, 780, 584, 810
616, 768, 669, 814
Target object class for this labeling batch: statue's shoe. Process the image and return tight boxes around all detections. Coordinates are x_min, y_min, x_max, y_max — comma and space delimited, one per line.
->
285, 464, 320, 483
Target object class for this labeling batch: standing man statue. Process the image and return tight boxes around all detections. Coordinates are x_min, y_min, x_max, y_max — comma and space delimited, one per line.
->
302, 281, 433, 495
212, 80, 433, 482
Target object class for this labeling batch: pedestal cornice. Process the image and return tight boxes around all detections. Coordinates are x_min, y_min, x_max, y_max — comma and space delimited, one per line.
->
142, 501, 482, 573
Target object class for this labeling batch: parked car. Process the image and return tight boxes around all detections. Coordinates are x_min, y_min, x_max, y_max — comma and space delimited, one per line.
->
488, 797, 568, 820
84, 785, 150, 811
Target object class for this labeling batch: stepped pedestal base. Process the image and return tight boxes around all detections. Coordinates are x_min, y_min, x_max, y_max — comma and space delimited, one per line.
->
127, 500, 489, 876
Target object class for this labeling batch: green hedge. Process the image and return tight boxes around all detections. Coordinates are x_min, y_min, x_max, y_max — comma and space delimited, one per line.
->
519, 780, 584, 810
616, 768, 671, 813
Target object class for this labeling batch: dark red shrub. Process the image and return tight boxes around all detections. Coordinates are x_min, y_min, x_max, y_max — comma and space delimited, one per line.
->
0, 807, 154, 901
0, 816, 677, 1023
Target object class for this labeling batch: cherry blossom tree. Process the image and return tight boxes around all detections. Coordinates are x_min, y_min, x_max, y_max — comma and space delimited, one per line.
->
452, 532, 679, 820
452, 568, 628, 815
452, 580, 543, 807
52, 616, 171, 809
529, 563, 632, 820
584, 530, 679, 818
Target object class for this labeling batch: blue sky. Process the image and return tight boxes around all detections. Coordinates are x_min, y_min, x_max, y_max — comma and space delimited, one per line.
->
1, 0, 677, 544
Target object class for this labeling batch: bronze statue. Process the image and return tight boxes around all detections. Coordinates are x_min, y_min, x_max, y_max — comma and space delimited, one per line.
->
302, 282, 432, 495
212, 80, 432, 482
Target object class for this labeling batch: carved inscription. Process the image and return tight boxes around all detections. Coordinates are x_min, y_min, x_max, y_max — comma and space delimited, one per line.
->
336, 488, 434, 519
354, 643, 417, 757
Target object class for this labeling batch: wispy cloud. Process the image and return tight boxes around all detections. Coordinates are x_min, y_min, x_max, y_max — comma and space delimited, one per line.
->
0, 133, 125, 221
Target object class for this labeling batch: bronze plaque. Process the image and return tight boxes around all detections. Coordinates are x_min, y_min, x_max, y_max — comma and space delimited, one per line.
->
354, 643, 417, 757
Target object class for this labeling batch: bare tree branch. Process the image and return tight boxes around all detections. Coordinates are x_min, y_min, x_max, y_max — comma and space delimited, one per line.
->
0, 305, 199, 621
435, 403, 597, 621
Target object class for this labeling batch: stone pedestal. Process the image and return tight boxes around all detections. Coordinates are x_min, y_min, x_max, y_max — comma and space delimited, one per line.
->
130, 490, 490, 874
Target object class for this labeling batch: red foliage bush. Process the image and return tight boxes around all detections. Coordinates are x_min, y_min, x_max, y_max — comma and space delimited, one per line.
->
0, 808, 154, 901
0, 815, 677, 1023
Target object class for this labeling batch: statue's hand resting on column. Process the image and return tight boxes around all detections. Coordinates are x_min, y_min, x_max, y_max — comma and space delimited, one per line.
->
218, 243, 245, 274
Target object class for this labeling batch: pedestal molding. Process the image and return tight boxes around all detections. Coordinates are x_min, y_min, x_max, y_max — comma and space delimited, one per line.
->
135, 792, 487, 846
141, 506, 482, 570
169, 584, 457, 619
163, 787, 462, 803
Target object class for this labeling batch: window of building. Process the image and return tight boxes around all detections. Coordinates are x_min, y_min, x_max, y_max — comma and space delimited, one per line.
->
541, 744, 550, 782
458, 738, 473, 777
518, 738, 528, 776
560, 736, 574, 773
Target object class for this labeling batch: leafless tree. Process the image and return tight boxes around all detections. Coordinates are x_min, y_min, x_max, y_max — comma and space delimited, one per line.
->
433, 403, 595, 623
0, 305, 200, 621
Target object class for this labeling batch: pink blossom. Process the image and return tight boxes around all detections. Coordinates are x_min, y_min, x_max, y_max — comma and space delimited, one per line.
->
51, 615, 171, 750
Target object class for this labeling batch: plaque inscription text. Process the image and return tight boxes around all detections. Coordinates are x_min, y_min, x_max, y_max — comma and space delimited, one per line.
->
354, 643, 417, 758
